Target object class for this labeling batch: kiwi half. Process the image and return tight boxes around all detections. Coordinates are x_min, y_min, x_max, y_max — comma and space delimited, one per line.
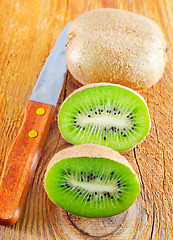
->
44, 145, 140, 218
58, 83, 150, 152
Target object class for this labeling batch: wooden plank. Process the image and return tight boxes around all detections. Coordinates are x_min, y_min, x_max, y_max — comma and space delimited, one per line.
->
0, 0, 173, 239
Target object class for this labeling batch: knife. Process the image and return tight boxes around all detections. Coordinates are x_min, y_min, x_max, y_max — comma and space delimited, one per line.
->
0, 22, 71, 225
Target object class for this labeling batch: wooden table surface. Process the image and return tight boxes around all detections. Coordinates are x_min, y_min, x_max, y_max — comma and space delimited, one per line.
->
0, 0, 173, 239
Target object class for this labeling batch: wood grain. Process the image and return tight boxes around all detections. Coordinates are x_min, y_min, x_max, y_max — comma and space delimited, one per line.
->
0, 0, 173, 239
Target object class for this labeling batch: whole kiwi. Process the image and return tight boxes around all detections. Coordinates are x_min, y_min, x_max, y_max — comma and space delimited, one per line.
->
66, 8, 167, 89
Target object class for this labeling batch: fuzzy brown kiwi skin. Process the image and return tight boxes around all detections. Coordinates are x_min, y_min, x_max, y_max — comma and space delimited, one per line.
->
59, 82, 150, 110
45, 144, 137, 178
66, 8, 167, 90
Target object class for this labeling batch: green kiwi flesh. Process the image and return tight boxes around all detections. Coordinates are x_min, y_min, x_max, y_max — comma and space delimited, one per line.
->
44, 156, 140, 218
58, 84, 150, 152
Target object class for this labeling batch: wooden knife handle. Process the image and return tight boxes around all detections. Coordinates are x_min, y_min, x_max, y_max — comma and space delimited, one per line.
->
0, 100, 56, 225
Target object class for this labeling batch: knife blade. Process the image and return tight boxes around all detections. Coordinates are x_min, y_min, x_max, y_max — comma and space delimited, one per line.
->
0, 21, 71, 225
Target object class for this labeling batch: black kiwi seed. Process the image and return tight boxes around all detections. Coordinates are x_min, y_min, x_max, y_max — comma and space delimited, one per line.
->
104, 127, 107, 131
88, 114, 91, 117
77, 125, 79, 128
83, 127, 85, 130
123, 185, 126, 187
111, 172, 114, 175
118, 198, 120, 201
130, 117, 133, 119
81, 172, 83, 174
95, 192, 97, 195
109, 110, 111, 113
87, 198, 90, 202
129, 113, 132, 116
89, 194, 91, 197
81, 178, 83, 182
107, 192, 110, 197
121, 132, 123, 135
95, 112, 97, 114
113, 107, 116, 111
78, 111, 81, 114
123, 134, 127, 137
131, 127, 134, 130
78, 189, 81, 192
118, 111, 120, 114
104, 137, 106, 140
63, 171, 66, 174
133, 124, 136, 126
106, 110, 109, 113
68, 171, 71, 175
124, 128, 126, 131
90, 108, 93, 111
73, 117, 76, 119
111, 196, 114, 199
61, 185, 65, 187
104, 193, 106, 196
100, 177, 103, 180
127, 115, 129, 118
117, 180, 121, 183
118, 191, 121, 193
91, 173, 93, 176
114, 112, 117, 115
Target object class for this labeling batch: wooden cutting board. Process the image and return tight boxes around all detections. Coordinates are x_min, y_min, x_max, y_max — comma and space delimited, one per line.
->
0, 0, 173, 239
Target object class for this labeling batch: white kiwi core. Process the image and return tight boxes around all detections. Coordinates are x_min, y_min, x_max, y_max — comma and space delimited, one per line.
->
70, 179, 115, 192
78, 114, 131, 129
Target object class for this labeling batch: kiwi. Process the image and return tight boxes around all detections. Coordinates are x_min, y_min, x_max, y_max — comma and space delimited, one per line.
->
44, 144, 140, 218
66, 8, 167, 89
58, 83, 150, 152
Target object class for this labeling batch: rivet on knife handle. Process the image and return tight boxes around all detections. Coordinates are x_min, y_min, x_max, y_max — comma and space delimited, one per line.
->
0, 100, 55, 225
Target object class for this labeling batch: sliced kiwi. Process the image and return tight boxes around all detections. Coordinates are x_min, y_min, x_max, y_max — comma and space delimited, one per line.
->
44, 144, 140, 218
58, 83, 150, 152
